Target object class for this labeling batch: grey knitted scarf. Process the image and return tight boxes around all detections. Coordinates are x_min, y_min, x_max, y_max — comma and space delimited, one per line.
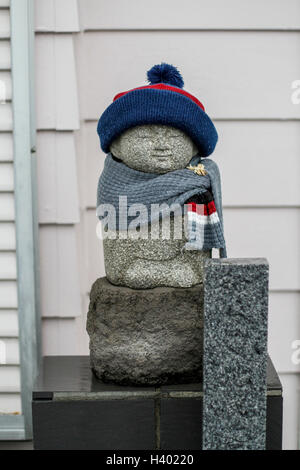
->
97, 153, 227, 257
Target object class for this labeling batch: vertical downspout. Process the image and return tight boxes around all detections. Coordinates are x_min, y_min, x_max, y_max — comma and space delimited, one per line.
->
28, 0, 41, 366
10, 0, 40, 439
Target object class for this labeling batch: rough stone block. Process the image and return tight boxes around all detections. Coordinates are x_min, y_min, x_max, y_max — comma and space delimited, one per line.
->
87, 277, 204, 385
203, 258, 269, 450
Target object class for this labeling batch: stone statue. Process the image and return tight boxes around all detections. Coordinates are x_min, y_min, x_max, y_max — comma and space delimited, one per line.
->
87, 63, 227, 384
102, 124, 211, 289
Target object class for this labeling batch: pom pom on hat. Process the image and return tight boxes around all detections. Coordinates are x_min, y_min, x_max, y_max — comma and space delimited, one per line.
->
147, 63, 184, 89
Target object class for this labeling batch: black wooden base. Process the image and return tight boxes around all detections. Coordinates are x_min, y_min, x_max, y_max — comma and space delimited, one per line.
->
32, 356, 282, 450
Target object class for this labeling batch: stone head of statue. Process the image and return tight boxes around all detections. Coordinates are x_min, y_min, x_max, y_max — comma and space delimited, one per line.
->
110, 124, 199, 174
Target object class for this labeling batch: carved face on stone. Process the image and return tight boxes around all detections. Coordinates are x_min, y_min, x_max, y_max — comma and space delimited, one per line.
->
110, 124, 198, 173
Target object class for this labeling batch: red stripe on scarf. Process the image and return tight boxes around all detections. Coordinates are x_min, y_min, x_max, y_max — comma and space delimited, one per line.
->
187, 201, 216, 216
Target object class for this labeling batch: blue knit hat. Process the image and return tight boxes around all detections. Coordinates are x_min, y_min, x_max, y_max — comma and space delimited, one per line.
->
97, 63, 218, 158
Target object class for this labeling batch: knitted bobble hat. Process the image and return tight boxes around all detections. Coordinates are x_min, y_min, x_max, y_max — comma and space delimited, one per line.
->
97, 63, 218, 158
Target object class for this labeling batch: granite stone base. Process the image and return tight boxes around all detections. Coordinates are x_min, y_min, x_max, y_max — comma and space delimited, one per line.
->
87, 277, 204, 385
203, 258, 269, 450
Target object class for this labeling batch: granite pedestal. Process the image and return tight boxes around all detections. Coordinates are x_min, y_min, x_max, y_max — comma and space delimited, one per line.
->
32, 356, 282, 450
203, 258, 269, 450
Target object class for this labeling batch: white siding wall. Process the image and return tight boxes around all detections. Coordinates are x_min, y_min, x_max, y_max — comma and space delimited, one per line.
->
0, 0, 22, 416
32, 0, 300, 449
35, 0, 87, 355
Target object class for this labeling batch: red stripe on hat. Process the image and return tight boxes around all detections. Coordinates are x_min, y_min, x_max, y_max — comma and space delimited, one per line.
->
113, 83, 205, 111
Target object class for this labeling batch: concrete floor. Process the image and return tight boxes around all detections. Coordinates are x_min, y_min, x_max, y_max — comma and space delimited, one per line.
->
0, 441, 33, 450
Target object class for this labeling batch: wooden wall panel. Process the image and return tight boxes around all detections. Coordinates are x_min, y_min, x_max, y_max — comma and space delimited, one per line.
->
0, 7, 9, 38
0, 281, 17, 308
39, 225, 82, 318
79, 0, 300, 31
0, 310, 18, 337
85, 210, 105, 291
0, 366, 20, 392
0, 194, 14, 220
279, 374, 300, 450
0, 71, 12, 100
224, 207, 300, 291
0, 103, 12, 130
35, 34, 79, 130
0, 133, 13, 161
78, 122, 104, 209
80, 31, 300, 120
0, 394, 22, 415
0, 41, 11, 69
0, 2, 21, 416
37, 131, 80, 224
34, 3, 82, 347
268, 292, 300, 374
0, 252, 16, 280
0, 338, 19, 364
35, 0, 79, 33
0, 223, 15, 250
216, 121, 300, 207
42, 317, 89, 355
0, 162, 13, 191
